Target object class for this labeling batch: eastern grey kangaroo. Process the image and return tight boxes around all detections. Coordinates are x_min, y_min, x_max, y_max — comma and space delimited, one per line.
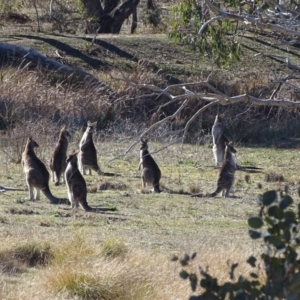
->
65, 151, 98, 212
212, 114, 229, 167
78, 121, 103, 175
22, 137, 69, 204
192, 141, 237, 198
49, 126, 70, 186
212, 114, 262, 172
138, 138, 161, 193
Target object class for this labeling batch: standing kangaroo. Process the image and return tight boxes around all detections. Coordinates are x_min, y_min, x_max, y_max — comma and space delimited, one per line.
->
78, 121, 103, 175
192, 141, 237, 198
49, 126, 70, 186
212, 114, 229, 167
65, 151, 98, 212
22, 136, 69, 204
138, 138, 161, 193
212, 114, 262, 172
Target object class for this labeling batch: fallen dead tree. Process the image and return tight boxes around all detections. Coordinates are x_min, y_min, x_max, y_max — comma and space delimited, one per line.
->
0, 42, 116, 98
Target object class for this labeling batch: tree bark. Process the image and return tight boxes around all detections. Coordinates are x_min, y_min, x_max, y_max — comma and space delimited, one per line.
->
82, 0, 140, 34
82, 0, 103, 33
0, 43, 115, 97
131, 6, 138, 34
100, 0, 140, 34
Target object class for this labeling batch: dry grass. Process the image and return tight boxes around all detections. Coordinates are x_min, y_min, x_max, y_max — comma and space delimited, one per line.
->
0, 235, 261, 300
1, 134, 298, 299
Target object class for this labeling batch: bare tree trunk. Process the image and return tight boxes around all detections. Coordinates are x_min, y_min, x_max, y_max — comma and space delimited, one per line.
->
82, 0, 103, 33
99, 0, 140, 34
147, 0, 157, 10
131, 6, 137, 34
81, 0, 140, 34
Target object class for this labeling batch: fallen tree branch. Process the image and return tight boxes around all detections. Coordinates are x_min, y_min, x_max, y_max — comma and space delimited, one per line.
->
0, 42, 115, 98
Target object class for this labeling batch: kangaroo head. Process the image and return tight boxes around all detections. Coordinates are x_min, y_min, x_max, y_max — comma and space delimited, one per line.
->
66, 150, 78, 164
225, 141, 236, 154
140, 138, 149, 151
86, 121, 97, 133
60, 126, 71, 138
27, 136, 39, 149
214, 114, 224, 125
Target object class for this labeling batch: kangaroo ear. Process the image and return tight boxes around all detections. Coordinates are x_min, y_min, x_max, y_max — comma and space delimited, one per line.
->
61, 125, 66, 131
28, 136, 32, 141
224, 141, 228, 146
228, 141, 233, 146
91, 121, 97, 127
87, 121, 91, 126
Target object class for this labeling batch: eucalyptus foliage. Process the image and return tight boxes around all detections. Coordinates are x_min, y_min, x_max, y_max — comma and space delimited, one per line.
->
176, 189, 300, 299
169, 0, 298, 67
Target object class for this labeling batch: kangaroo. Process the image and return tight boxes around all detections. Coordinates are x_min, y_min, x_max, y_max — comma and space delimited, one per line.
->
49, 126, 71, 186
192, 141, 237, 198
138, 138, 161, 193
212, 114, 229, 167
78, 121, 103, 176
22, 137, 69, 204
65, 151, 98, 212
212, 114, 262, 172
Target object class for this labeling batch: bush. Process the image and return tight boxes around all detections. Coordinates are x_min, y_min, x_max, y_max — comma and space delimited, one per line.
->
176, 188, 300, 299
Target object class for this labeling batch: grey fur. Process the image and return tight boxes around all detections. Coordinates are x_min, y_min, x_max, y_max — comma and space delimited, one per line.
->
78, 121, 103, 175
138, 138, 161, 193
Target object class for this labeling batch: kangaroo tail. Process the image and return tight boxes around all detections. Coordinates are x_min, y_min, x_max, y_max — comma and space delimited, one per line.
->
153, 181, 160, 193
0, 185, 26, 192
236, 164, 262, 171
191, 186, 222, 198
206, 186, 223, 197
191, 193, 205, 198
42, 186, 70, 205
80, 203, 117, 213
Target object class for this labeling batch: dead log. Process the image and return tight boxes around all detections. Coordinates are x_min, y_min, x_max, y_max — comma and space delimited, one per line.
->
0, 42, 115, 98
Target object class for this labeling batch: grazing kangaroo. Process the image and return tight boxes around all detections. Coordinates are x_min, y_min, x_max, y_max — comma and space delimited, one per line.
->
138, 138, 161, 193
22, 137, 69, 204
212, 114, 229, 167
192, 141, 237, 198
49, 126, 71, 186
78, 121, 103, 176
65, 151, 98, 212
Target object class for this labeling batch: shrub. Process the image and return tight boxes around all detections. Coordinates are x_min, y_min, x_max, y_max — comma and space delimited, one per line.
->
176, 189, 300, 299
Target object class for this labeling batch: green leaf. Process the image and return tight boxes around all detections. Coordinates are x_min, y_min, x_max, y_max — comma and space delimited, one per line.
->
268, 205, 284, 219
249, 230, 261, 239
248, 217, 263, 229
268, 236, 285, 250
189, 273, 198, 291
262, 190, 277, 206
283, 228, 291, 243
279, 195, 293, 210
179, 270, 189, 279
288, 271, 300, 293
285, 211, 296, 223
247, 256, 257, 267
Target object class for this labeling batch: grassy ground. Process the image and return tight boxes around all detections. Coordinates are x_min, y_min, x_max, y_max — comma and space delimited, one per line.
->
0, 136, 299, 299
